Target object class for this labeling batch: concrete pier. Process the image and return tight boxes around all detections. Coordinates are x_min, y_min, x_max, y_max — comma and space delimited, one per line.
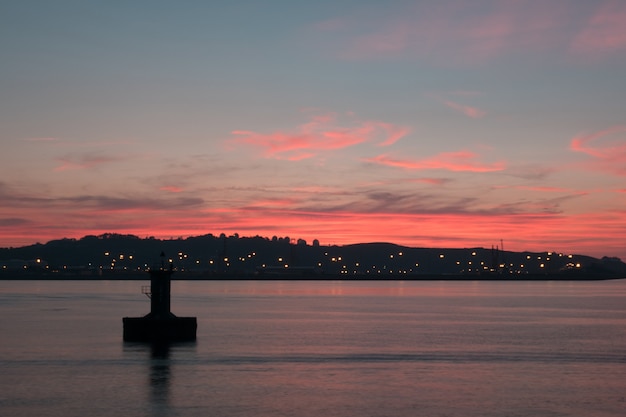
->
123, 254, 197, 342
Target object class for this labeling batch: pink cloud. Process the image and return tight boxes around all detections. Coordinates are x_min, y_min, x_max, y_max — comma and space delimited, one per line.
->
571, 1, 626, 55
229, 113, 410, 160
570, 126, 626, 175
367, 151, 506, 173
570, 126, 626, 157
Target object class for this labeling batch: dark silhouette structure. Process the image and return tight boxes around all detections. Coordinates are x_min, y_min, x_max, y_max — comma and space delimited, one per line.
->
3, 233, 625, 279
123, 252, 197, 342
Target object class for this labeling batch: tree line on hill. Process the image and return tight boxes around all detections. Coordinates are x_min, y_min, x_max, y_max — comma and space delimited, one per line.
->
1, 233, 625, 278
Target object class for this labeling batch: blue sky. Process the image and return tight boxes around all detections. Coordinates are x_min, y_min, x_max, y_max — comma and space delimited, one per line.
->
1, 0, 625, 259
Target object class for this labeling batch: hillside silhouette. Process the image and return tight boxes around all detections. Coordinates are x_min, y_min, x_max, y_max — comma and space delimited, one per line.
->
1, 233, 625, 279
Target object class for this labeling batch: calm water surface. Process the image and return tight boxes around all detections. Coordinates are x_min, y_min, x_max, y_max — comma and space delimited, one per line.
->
1, 280, 625, 417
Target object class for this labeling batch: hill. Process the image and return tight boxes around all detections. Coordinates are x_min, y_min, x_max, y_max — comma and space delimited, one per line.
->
1, 233, 625, 279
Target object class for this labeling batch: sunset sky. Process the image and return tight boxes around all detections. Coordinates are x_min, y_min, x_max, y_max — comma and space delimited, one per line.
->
1, 1, 625, 259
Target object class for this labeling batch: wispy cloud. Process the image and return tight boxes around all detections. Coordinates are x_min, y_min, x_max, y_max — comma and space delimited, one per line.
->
0, 217, 30, 227
21, 137, 59, 142
441, 99, 487, 119
570, 126, 626, 175
316, 1, 624, 65
54, 153, 131, 171
229, 112, 410, 160
0, 179, 204, 212
160, 186, 184, 193
427, 92, 487, 119
570, 0, 626, 56
516, 186, 574, 193
366, 151, 505, 173
62, 195, 205, 212
289, 185, 346, 194
506, 164, 556, 181
375, 121, 411, 146
317, 1, 551, 62
22, 137, 136, 148
0, 190, 204, 214
412, 178, 452, 186
570, 125, 626, 157
244, 198, 300, 209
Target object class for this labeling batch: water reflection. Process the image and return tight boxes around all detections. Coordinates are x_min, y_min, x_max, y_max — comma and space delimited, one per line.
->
149, 343, 171, 413
123, 341, 196, 417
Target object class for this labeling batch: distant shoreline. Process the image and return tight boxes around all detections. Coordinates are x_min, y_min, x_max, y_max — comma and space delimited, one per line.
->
1, 273, 624, 281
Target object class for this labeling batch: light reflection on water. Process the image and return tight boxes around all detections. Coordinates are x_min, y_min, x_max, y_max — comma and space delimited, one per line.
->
1, 279, 625, 417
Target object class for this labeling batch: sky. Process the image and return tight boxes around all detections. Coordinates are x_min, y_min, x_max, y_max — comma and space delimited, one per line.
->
1, 0, 625, 259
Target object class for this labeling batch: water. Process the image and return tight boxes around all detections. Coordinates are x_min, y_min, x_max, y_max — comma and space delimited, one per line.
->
1, 280, 625, 417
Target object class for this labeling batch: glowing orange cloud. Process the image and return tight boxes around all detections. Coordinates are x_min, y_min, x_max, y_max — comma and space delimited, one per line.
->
230, 113, 410, 160
367, 152, 505, 172
570, 126, 626, 175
